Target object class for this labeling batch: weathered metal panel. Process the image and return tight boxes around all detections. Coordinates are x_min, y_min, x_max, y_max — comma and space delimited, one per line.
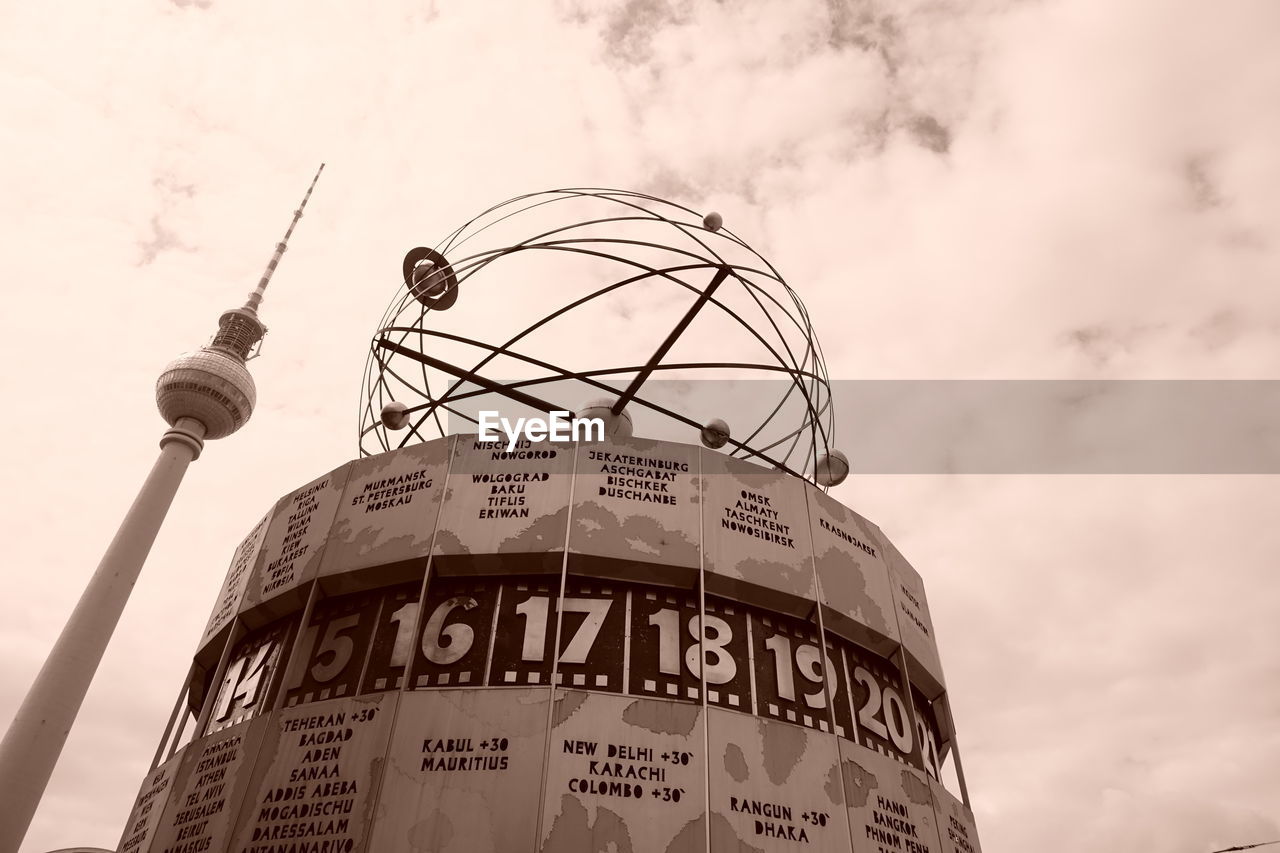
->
547, 577, 629, 694
242, 464, 351, 612
367, 687, 549, 852
569, 437, 700, 585
912, 688, 947, 784
433, 436, 574, 575
540, 691, 706, 853
701, 451, 815, 616
706, 708, 851, 852
320, 438, 451, 577
199, 508, 273, 652
116, 750, 183, 853
838, 738, 944, 853
147, 717, 269, 852
877, 533, 946, 699
931, 779, 982, 853
229, 692, 398, 851
807, 486, 899, 656
407, 574, 501, 691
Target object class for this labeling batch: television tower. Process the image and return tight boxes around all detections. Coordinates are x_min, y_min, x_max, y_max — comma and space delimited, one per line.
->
0, 165, 324, 851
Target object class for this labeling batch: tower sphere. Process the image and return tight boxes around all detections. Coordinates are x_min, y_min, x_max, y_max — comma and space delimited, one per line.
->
575, 398, 633, 439
814, 449, 849, 487
700, 417, 731, 449
380, 401, 410, 430
156, 348, 257, 440
405, 247, 459, 310
412, 262, 449, 299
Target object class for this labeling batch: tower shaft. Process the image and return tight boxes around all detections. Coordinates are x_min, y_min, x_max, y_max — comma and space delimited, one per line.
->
0, 420, 205, 850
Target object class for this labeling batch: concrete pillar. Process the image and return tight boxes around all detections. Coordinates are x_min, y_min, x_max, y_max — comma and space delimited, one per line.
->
0, 419, 205, 852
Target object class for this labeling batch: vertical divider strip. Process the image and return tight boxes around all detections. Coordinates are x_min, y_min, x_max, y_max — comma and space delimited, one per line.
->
532, 436, 581, 848
885, 545, 963, 843
352, 594, 388, 696
801, 488, 839, 734
192, 619, 244, 739
621, 589, 633, 693
939, 691, 972, 807
839, 645, 860, 745
481, 585, 503, 687
893, 646, 925, 768
270, 579, 320, 713
201, 614, 274, 847
359, 434, 458, 853
163, 686, 193, 763
698, 446, 712, 852
150, 664, 193, 769
801, 484, 855, 850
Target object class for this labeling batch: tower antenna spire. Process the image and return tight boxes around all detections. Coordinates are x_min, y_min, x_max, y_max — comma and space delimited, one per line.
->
245, 162, 325, 314
210, 163, 325, 361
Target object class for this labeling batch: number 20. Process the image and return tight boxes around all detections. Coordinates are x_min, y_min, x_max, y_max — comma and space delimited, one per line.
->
853, 666, 914, 754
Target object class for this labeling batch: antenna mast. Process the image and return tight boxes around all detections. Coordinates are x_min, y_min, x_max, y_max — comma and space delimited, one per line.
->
211, 162, 325, 360
246, 162, 325, 313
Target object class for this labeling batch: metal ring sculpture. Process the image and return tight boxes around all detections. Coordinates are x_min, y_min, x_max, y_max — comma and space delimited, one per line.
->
359, 188, 839, 485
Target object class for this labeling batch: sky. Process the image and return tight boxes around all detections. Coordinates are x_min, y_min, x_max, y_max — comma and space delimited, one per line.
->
1, 0, 1278, 851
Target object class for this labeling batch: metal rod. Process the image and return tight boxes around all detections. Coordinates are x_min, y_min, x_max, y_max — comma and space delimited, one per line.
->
893, 646, 928, 776
270, 580, 322, 713
149, 668, 192, 770
375, 337, 566, 416
374, 330, 813, 477
938, 692, 973, 807
245, 163, 325, 314
612, 265, 730, 415
0, 419, 206, 849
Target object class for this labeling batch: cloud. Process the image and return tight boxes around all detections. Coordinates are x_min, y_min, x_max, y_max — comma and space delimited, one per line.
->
0, 1, 1277, 851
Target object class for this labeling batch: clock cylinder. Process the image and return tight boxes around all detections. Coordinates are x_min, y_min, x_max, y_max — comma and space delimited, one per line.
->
117, 434, 980, 853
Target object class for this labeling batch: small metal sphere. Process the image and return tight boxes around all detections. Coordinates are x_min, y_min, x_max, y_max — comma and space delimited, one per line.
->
156, 348, 256, 441
381, 401, 410, 430
404, 246, 459, 310
700, 418, 730, 449
574, 398, 633, 439
412, 262, 449, 298
814, 449, 850, 487
703, 211, 723, 232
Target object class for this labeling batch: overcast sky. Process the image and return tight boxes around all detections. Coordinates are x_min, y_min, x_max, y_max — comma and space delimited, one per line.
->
2, 1, 1278, 851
